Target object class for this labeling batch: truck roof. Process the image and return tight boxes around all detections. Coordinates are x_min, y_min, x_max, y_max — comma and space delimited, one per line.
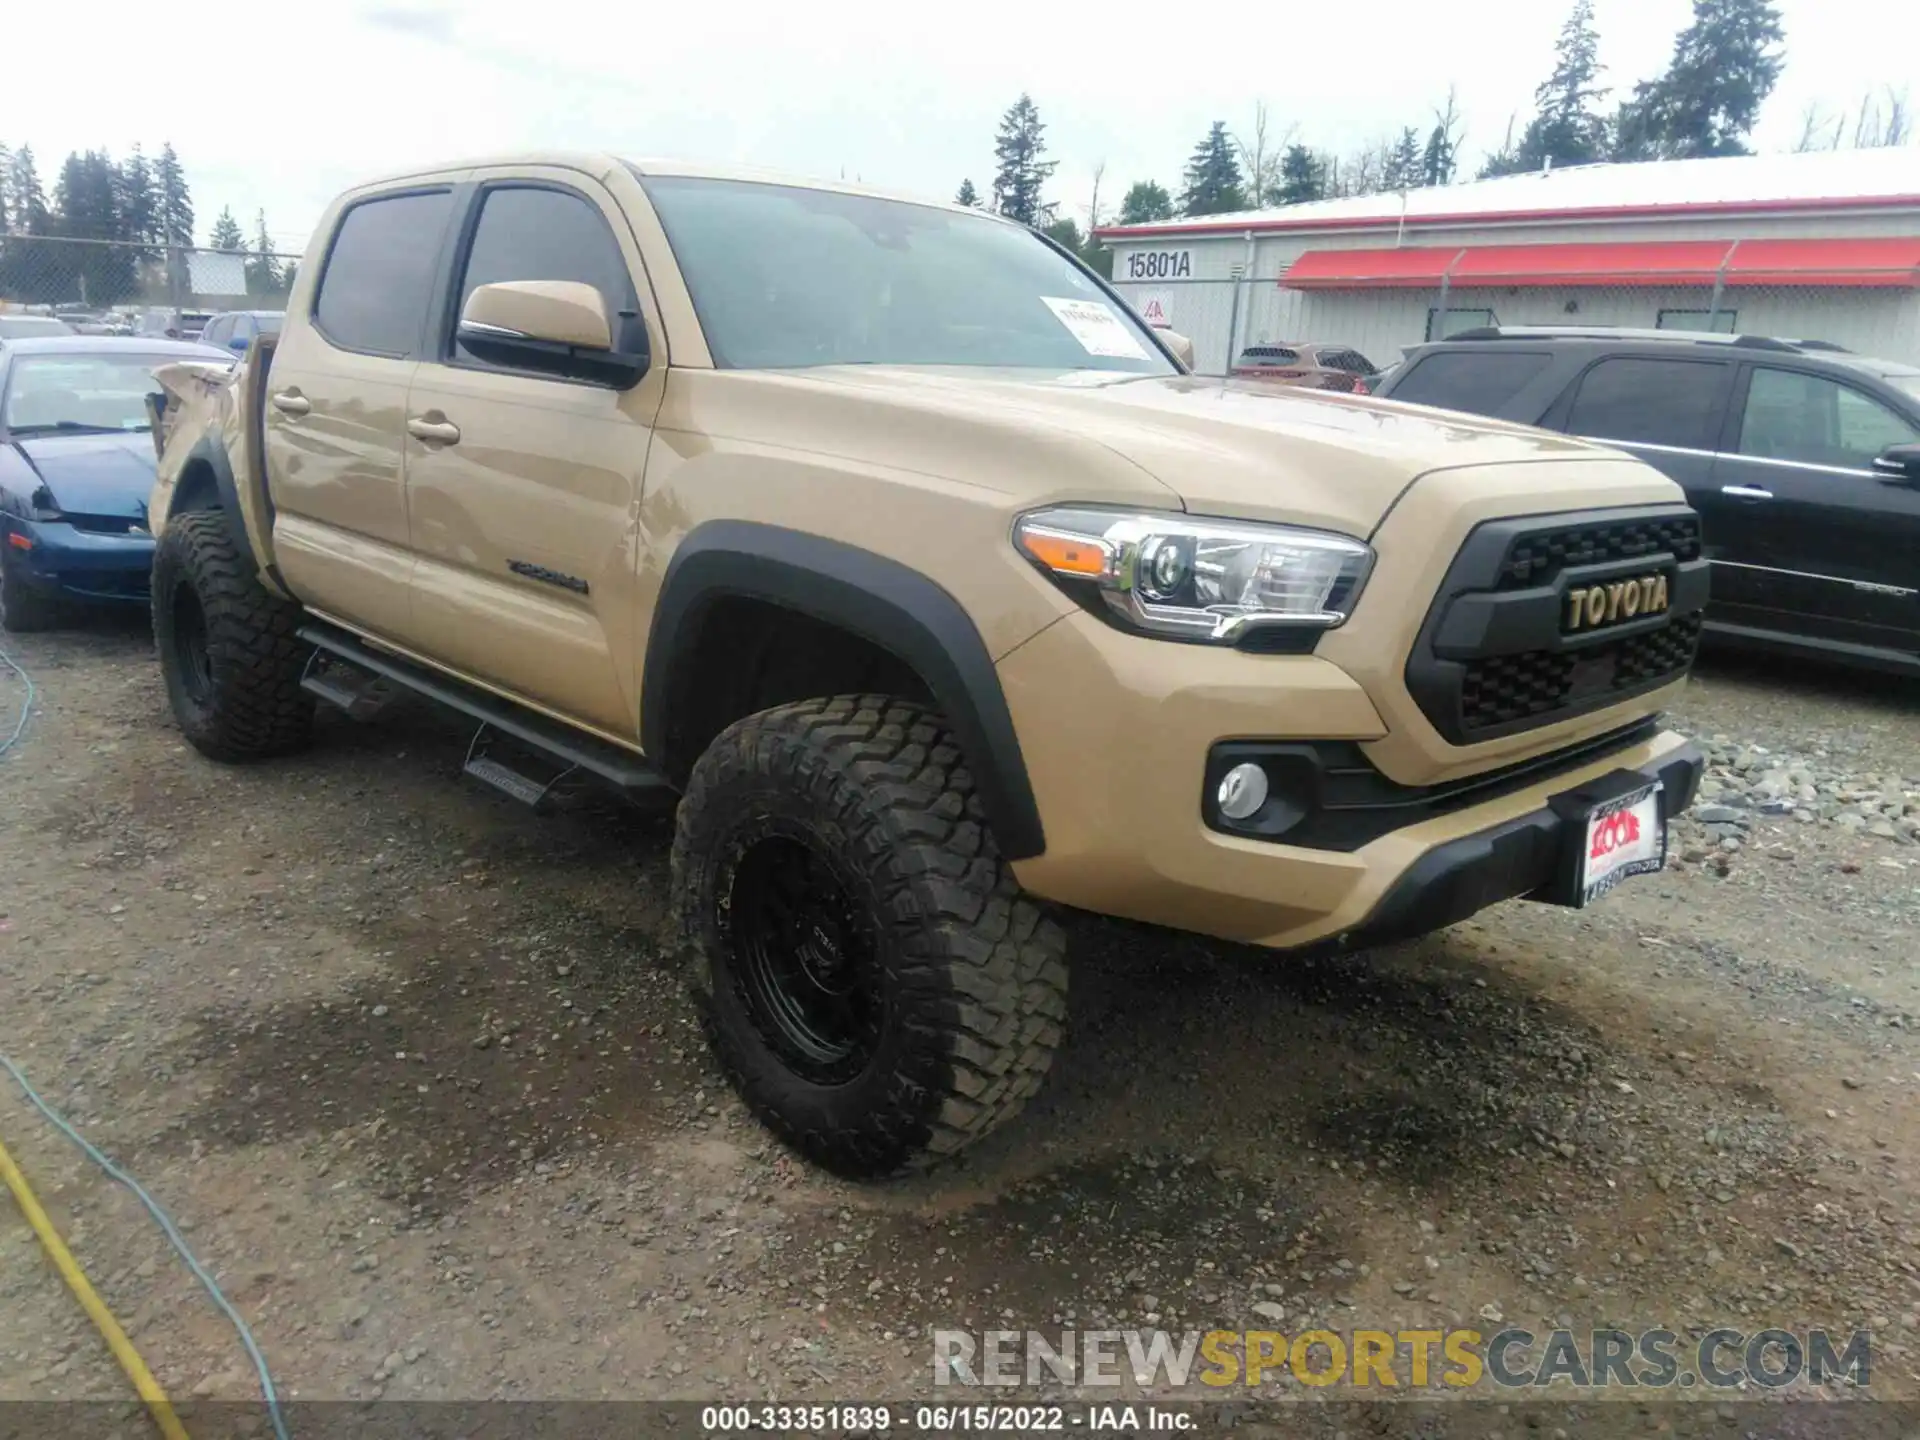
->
339, 151, 992, 221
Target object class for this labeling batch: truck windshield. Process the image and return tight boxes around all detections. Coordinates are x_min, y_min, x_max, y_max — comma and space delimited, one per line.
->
640, 175, 1173, 376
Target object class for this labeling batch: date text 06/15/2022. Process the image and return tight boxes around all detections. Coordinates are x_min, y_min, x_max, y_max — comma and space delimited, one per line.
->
698, 1403, 1192, 1432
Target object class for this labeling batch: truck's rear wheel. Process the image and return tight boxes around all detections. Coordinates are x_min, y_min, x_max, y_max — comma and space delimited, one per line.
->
672, 694, 1067, 1177
152, 512, 313, 761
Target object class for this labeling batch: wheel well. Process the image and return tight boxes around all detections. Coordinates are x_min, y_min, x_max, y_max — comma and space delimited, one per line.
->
170, 459, 222, 515
660, 597, 932, 785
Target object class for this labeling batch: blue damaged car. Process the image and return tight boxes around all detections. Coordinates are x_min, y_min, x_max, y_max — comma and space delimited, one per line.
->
0, 335, 231, 631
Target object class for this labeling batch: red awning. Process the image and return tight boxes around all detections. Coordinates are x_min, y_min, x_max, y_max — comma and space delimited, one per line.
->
1721, 237, 1920, 286
1281, 247, 1461, 288
1281, 238, 1920, 290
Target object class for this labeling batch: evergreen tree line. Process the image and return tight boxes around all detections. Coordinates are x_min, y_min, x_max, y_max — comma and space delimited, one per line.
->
0, 140, 290, 306
956, 0, 1905, 260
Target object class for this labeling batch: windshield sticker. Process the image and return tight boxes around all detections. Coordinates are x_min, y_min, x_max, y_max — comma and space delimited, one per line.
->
1041, 297, 1149, 360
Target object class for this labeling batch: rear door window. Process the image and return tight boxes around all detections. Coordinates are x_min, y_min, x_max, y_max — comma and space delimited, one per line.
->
312, 189, 455, 357
1565, 357, 1730, 451
1387, 350, 1552, 416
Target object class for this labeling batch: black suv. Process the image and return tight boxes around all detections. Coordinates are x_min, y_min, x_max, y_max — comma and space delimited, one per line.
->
1373, 327, 1920, 676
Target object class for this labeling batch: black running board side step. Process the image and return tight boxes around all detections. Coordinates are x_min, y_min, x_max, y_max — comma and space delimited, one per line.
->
301, 650, 397, 719
297, 622, 672, 802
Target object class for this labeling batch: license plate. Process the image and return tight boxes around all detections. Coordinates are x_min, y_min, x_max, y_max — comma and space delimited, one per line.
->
1577, 782, 1666, 906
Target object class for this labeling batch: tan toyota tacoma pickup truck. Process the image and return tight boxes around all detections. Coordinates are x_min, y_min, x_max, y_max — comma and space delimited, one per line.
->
148, 153, 1706, 1177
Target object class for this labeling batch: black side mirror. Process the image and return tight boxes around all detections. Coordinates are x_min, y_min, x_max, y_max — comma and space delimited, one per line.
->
1871, 443, 1920, 485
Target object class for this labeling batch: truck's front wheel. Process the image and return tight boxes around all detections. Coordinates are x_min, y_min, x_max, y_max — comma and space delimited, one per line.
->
153, 512, 313, 761
672, 694, 1067, 1177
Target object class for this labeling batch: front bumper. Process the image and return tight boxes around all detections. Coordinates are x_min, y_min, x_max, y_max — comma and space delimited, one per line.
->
998, 608, 1699, 952
6, 520, 154, 603
1329, 742, 1701, 952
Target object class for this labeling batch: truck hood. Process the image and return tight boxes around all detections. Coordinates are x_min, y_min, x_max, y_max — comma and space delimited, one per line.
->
9, 431, 156, 521
784, 366, 1624, 536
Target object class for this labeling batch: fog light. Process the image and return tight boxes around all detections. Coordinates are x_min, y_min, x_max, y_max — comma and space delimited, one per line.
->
1216, 762, 1269, 821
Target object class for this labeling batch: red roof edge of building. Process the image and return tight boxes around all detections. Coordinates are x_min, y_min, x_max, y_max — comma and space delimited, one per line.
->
1091, 191, 1920, 242
1277, 237, 1920, 290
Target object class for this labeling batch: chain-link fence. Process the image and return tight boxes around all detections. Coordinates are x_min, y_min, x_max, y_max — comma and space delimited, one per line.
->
0, 233, 303, 335
1112, 276, 1920, 376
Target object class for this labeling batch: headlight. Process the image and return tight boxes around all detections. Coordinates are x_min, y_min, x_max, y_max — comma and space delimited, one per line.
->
27, 486, 63, 522
1014, 506, 1372, 645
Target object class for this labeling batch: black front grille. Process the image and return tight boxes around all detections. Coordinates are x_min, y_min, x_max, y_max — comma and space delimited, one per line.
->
1406, 505, 1708, 744
1460, 614, 1703, 732
1497, 514, 1702, 590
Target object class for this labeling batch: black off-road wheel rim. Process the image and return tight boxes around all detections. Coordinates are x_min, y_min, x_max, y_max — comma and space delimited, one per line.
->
722, 831, 886, 1086
170, 580, 214, 708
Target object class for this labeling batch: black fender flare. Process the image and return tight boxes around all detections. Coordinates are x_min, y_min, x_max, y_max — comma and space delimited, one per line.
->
640, 521, 1046, 860
172, 436, 250, 556
169, 436, 289, 592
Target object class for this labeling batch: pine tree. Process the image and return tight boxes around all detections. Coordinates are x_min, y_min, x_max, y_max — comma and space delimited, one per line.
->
155, 141, 193, 247
1514, 0, 1610, 168
246, 209, 281, 295
0, 143, 10, 234
1179, 122, 1247, 217
954, 178, 980, 207
51, 150, 136, 302
209, 206, 245, 252
1117, 181, 1174, 224
1274, 146, 1327, 206
1383, 127, 1424, 191
9, 147, 51, 233
991, 95, 1055, 228
1614, 0, 1785, 160
0, 146, 54, 302
117, 145, 160, 256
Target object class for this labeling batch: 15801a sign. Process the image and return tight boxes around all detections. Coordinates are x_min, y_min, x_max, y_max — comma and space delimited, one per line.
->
1123, 250, 1193, 280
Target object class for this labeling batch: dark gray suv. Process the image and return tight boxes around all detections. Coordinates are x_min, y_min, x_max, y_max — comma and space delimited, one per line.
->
1374, 327, 1920, 677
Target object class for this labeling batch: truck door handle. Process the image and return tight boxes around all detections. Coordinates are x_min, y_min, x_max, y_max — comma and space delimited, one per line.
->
270, 390, 310, 416
407, 416, 461, 446
1720, 484, 1773, 500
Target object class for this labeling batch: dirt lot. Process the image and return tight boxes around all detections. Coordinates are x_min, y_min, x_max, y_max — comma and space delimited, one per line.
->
1, 617, 1917, 1425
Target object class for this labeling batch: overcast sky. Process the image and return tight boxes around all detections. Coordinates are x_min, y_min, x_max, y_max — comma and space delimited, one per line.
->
5, 0, 1916, 252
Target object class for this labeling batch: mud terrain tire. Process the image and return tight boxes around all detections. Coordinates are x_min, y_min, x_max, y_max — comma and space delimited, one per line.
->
673, 694, 1067, 1177
153, 512, 313, 761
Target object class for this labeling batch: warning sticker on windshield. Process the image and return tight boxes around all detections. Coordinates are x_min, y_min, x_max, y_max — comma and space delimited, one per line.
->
1041, 297, 1148, 359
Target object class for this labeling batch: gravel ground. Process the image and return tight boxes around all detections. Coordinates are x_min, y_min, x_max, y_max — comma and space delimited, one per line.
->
1, 622, 1916, 1428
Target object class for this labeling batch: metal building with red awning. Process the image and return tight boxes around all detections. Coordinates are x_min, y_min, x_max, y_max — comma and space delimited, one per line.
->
1092, 150, 1920, 375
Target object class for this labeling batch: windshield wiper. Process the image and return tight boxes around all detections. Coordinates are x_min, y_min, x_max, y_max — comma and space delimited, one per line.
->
8, 421, 140, 437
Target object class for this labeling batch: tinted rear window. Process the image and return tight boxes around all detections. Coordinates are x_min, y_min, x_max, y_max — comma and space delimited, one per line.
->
313, 190, 454, 356
1565, 357, 1729, 450
1387, 350, 1552, 415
